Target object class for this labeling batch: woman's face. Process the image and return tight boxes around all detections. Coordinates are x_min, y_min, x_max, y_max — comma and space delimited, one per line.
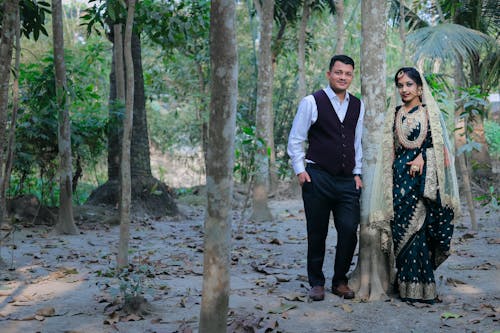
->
396, 73, 421, 105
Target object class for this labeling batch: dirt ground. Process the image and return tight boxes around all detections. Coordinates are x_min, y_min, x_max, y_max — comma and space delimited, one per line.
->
0, 189, 498, 333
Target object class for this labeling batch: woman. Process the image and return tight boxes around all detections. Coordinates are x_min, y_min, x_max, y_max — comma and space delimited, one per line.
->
369, 67, 460, 303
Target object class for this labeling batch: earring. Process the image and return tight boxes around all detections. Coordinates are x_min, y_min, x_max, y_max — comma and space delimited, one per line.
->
418, 88, 423, 96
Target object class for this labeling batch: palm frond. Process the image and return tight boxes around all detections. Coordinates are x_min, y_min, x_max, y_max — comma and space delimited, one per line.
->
407, 23, 490, 63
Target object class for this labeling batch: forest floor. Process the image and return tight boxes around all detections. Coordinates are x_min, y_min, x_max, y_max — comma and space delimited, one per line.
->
0, 183, 498, 333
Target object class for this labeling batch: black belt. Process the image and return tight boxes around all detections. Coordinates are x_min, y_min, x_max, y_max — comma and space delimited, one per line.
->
306, 163, 353, 178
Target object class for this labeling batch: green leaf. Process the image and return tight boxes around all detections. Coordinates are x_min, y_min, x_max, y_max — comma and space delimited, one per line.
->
441, 312, 462, 319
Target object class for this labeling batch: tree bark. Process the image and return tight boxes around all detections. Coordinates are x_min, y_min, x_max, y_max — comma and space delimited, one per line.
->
130, 32, 152, 178
1, 2, 20, 224
334, 0, 345, 54
399, 0, 406, 64
250, 0, 274, 222
297, 0, 310, 100
0, 0, 19, 225
199, 0, 238, 331
350, 0, 391, 301
117, 0, 136, 268
88, 28, 177, 217
52, 0, 77, 234
454, 62, 478, 231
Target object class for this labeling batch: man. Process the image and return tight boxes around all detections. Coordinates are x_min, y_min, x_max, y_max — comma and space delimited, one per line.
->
287, 55, 364, 301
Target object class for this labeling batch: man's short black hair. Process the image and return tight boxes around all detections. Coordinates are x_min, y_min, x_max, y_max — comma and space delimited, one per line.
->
329, 55, 355, 71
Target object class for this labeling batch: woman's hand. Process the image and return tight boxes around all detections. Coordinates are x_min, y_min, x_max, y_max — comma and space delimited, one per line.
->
407, 153, 424, 177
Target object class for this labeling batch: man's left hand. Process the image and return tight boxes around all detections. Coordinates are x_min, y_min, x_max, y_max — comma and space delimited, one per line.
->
354, 175, 363, 190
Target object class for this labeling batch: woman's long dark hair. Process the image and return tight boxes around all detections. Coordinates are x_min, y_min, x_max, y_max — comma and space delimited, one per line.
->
394, 67, 423, 87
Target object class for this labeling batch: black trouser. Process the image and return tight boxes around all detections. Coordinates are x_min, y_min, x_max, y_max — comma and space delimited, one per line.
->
302, 164, 360, 288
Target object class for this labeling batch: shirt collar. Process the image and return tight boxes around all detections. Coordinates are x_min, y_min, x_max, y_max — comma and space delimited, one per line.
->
325, 85, 350, 103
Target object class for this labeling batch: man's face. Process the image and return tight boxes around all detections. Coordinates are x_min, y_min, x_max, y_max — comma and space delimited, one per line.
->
327, 61, 354, 93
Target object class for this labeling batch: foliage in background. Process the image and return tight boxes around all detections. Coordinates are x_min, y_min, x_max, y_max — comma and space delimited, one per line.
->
484, 120, 500, 158
4, 0, 500, 205
8, 39, 109, 205
456, 86, 489, 156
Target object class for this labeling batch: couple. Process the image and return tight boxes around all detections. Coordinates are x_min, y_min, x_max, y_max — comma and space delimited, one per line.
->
287, 55, 460, 303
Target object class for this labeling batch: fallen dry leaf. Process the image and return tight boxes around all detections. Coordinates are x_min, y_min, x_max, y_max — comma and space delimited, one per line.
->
275, 274, 291, 282
120, 313, 143, 322
36, 306, 55, 317
332, 327, 355, 332
103, 311, 120, 325
269, 238, 283, 245
340, 304, 353, 313
474, 262, 496, 270
268, 303, 297, 314
283, 293, 307, 302
445, 277, 467, 287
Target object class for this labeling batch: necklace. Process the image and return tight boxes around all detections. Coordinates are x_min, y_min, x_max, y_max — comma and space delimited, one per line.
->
395, 105, 428, 149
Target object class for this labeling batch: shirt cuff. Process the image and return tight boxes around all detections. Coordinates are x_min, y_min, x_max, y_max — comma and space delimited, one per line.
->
293, 162, 305, 175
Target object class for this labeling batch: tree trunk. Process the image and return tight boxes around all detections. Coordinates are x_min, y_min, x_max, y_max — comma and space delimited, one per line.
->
1, 3, 20, 221
130, 33, 151, 178
350, 0, 391, 301
117, 0, 136, 268
107, 44, 121, 181
87, 28, 177, 217
250, 0, 274, 222
199, 0, 238, 331
454, 61, 478, 231
195, 61, 209, 170
297, 0, 310, 100
399, 0, 406, 64
52, 0, 77, 234
113, 22, 126, 264
0, 0, 19, 225
334, 0, 345, 54
290, 0, 311, 198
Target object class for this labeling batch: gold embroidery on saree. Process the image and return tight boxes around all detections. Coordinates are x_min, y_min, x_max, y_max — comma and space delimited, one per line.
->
398, 280, 436, 300
424, 148, 438, 201
394, 200, 426, 258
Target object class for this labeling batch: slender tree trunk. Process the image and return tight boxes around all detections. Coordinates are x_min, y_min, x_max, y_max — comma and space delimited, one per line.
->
89, 28, 177, 217
251, 0, 274, 222
297, 0, 310, 99
0, 0, 18, 225
107, 48, 121, 181
1, 4, 20, 215
469, 53, 492, 175
52, 0, 77, 234
350, 0, 391, 301
334, 0, 345, 54
399, 0, 406, 64
117, 0, 136, 268
454, 62, 478, 230
113, 25, 125, 106
199, 0, 238, 331
291, 0, 311, 198
196, 61, 209, 169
